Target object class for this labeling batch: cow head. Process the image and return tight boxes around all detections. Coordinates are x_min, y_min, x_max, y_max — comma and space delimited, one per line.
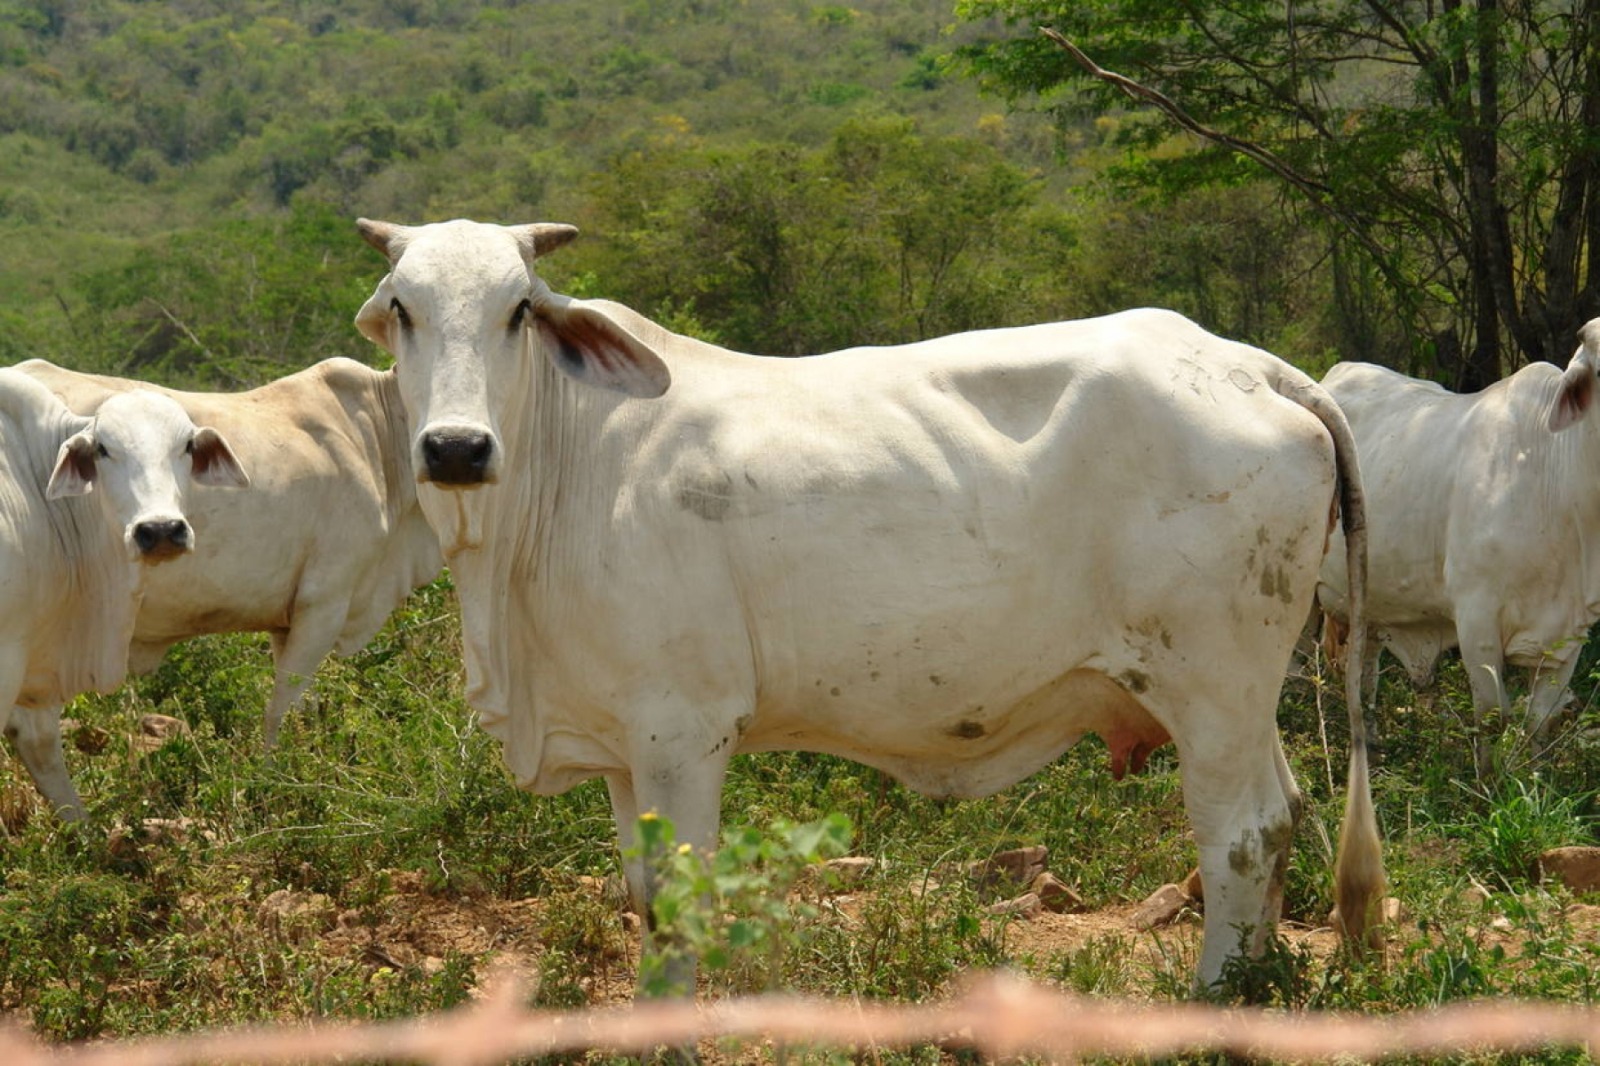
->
353, 218, 670, 500
1550, 318, 1600, 432
47, 390, 250, 563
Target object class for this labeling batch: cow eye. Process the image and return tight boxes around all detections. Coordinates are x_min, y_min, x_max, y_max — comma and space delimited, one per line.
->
390, 298, 412, 329
510, 299, 532, 332
95, 443, 109, 459
184, 439, 195, 455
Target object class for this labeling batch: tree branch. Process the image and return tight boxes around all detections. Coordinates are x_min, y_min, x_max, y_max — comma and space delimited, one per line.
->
1040, 27, 1331, 200
1039, 27, 1405, 300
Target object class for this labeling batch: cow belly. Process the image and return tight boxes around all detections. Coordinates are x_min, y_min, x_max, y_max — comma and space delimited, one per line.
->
136, 605, 287, 643
741, 664, 1171, 800
1505, 625, 1584, 668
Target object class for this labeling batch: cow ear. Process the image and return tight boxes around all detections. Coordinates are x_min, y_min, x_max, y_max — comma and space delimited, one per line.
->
355, 282, 396, 353
510, 223, 579, 263
47, 431, 97, 499
190, 427, 250, 488
535, 300, 671, 399
1550, 351, 1596, 432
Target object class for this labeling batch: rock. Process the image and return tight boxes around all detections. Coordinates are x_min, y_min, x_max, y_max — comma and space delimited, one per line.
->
797, 856, 876, 895
1459, 882, 1492, 909
1181, 866, 1204, 903
132, 714, 191, 754
968, 845, 1048, 891
258, 889, 336, 944
139, 817, 210, 845
140, 713, 191, 739
824, 856, 876, 887
1539, 846, 1600, 894
107, 816, 214, 859
987, 892, 1044, 919
1132, 883, 1192, 930
1030, 871, 1087, 914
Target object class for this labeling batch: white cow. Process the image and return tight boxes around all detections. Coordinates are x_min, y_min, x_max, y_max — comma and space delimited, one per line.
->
354, 217, 1384, 989
2, 358, 443, 819
0, 367, 248, 780
1318, 322, 1600, 752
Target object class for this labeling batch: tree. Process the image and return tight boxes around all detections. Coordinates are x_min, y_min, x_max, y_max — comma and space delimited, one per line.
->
58, 204, 382, 386
958, 0, 1600, 388
576, 117, 1069, 354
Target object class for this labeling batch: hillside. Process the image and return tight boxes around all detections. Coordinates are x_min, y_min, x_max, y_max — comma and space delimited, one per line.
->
0, 1, 1081, 369
0, 0, 1334, 383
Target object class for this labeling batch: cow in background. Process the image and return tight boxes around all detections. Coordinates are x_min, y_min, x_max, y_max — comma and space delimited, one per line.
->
354, 217, 1384, 990
1317, 319, 1600, 762
4, 358, 441, 819
0, 368, 248, 792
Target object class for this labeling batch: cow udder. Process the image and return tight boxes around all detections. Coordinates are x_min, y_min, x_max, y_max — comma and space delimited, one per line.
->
1100, 716, 1172, 780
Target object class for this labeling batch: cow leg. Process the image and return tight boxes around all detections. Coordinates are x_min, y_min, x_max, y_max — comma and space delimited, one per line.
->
5, 704, 85, 820
606, 773, 649, 918
1526, 650, 1581, 748
0, 647, 31, 831
617, 746, 732, 1000
1456, 612, 1509, 774
263, 601, 349, 748
1179, 722, 1299, 989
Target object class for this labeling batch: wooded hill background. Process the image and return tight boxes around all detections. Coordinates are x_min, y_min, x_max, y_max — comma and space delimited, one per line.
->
5, 0, 1592, 388
0, 0, 1352, 386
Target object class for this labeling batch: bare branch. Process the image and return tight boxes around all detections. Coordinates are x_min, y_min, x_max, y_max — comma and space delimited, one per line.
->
1038, 27, 1410, 301
1040, 27, 1332, 200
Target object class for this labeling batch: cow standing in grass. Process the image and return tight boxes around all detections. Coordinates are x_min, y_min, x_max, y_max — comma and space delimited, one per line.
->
0, 368, 248, 789
1318, 318, 1600, 762
354, 217, 1384, 991
4, 358, 441, 819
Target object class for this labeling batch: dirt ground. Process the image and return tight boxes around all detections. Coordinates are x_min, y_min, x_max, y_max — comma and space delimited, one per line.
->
311, 865, 1600, 1007
311, 867, 1321, 1007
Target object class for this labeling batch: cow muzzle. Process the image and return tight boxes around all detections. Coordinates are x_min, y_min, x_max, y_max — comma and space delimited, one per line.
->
131, 518, 193, 562
420, 427, 496, 486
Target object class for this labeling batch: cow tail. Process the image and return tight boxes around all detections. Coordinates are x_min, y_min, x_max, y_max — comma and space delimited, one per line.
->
1286, 381, 1386, 954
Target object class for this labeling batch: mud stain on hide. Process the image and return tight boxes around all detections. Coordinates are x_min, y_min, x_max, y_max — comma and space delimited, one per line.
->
677, 471, 735, 522
1117, 669, 1152, 694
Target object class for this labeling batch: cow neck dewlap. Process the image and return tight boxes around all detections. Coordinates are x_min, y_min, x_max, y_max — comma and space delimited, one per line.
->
448, 486, 484, 556
421, 484, 485, 557
45, 498, 143, 704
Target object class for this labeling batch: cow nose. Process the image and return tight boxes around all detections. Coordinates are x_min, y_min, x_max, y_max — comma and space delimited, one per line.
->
133, 519, 190, 558
422, 429, 493, 485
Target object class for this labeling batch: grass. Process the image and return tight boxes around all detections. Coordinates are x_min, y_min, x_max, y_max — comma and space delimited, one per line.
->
4, 587, 1600, 1060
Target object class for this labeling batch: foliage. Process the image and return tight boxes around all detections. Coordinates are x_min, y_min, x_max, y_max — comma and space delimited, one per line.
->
632, 812, 852, 996
956, 0, 1600, 387
578, 116, 1072, 354
0, 0, 1061, 369
1444, 775, 1594, 885
10, 200, 386, 385
0, 0, 1343, 387
4, 577, 1600, 1053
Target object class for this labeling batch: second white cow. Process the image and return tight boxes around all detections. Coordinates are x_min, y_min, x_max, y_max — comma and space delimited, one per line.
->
4, 358, 442, 818
1319, 320, 1600, 750
0, 367, 247, 773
